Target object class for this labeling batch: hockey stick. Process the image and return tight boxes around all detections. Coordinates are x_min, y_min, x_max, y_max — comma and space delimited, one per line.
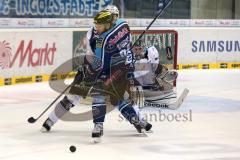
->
27, 68, 122, 124
144, 88, 189, 110
130, 0, 173, 49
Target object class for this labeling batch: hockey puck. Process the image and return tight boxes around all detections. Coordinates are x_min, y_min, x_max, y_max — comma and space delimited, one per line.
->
69, 145, 76, 152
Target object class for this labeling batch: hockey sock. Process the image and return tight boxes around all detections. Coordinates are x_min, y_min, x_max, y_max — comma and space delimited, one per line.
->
133, 104, 145, 122
92, 95, 106, 123
47, 95, 79, 125
118, 100, 139, 124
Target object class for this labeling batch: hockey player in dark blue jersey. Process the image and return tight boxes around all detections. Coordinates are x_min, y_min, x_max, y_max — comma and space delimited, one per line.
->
90, 10, 152, 141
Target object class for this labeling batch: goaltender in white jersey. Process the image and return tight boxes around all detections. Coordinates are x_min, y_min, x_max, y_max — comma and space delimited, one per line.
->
132, 42, 178, 108
134, 45, 160, 86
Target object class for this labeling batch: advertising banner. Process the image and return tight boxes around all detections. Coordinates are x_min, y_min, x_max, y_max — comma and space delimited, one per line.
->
177, 28, 240, 64
0, 31, 72, 82
0, 0, 112, 18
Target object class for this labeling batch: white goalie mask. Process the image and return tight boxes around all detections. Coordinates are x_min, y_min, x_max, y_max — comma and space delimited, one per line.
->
146, 46, 159, 64
145, 46, 159, 72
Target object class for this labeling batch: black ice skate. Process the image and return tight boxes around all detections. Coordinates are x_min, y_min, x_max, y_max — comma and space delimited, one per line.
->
142, 121, 152, 132
132, 116, 152, 133
40, 118, 54, 132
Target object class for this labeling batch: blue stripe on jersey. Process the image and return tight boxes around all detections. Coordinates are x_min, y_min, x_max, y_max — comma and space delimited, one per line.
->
95, 44, 102, 60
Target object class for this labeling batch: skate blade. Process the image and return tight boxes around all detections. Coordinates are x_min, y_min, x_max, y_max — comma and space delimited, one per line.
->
135, 129, 148, 137
145, 130, 153, 133
136, 131, 148, 137
40, 127, 50, 133
90, 137, 102, 144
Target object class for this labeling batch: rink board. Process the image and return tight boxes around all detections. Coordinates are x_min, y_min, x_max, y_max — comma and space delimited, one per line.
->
1, 28, 240, 87
178, 62, 240, 70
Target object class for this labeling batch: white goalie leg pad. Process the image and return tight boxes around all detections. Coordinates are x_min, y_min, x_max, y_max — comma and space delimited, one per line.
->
130, 86, 145, 109
143, 89, 189, 110
136, 86, 145, 109
145, 92, 177, 105
126, 86, 145, 121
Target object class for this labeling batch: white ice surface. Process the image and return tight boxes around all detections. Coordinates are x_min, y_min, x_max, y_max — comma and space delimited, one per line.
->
0, 69, 240, 160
